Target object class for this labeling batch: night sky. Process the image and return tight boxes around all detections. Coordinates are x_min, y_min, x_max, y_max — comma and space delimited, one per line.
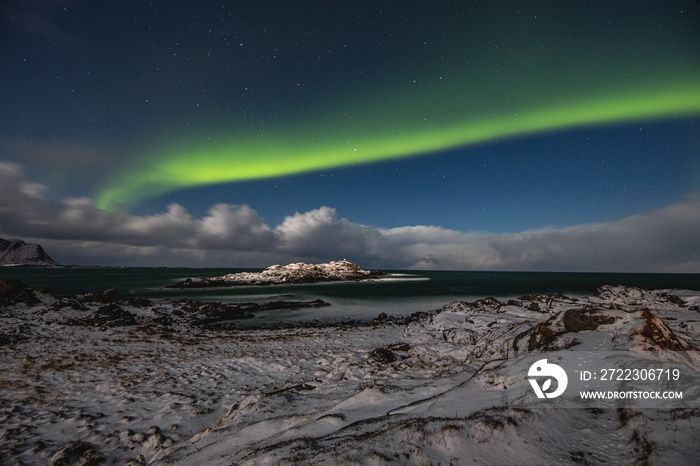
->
1, 0, 699, 271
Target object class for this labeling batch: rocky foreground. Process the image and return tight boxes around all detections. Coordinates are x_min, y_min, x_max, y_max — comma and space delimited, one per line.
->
170, 260, 385, 288
1, 280, 700, 465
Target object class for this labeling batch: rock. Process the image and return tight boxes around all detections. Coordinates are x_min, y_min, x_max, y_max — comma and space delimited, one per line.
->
169, 260, 385, 288
171, 298, 331, 327
469, 297, 505, 309
0, 324, 30, 346
520, 308, 619, 351
562, 309, 617, 332
635, 309, 695, 351
0, 238, 59, 266
443, 328, 479, 345
389, 342, 410, 351
594, 285, 646, 303
657, 292, 687, 307
78, 289, 152, 307
369, 347, 398, 364
401, 310, 433, 325
86, 304, 138, 327
527, 321, 559, 351
517, 292, 569, 302
51, 440, 103, 465
509, 293, 575, 313
0, 278, 48, 306
528, 302, 542, 312
79, 289, 122, 304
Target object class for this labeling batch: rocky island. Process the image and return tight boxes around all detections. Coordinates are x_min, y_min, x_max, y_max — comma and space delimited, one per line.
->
170, 260, 386, 288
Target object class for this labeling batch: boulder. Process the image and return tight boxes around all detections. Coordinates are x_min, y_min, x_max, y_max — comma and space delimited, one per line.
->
51, 440, 103, 465
0, 278, 42, 306
562, 309, 617, 332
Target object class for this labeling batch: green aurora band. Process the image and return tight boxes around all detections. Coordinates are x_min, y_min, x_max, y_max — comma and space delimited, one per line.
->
83, 2, 700, 211
96, 78, 700, 212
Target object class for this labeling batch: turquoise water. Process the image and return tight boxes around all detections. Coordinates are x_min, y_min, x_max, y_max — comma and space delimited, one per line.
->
2, 267, 698, 325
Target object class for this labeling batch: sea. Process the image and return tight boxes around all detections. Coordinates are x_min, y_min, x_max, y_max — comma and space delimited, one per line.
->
2, 267, 699, 327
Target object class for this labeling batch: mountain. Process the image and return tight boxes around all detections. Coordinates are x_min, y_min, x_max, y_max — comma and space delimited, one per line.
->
0, 238, 59, 266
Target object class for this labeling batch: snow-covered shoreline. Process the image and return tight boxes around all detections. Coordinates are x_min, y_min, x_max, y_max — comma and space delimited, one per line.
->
1, 280, 699, 465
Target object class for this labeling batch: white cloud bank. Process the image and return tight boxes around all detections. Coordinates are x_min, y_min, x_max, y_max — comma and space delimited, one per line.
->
1, 161, 699, 272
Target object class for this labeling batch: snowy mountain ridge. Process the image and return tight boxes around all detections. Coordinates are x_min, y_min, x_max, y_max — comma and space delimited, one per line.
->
0, 238, 59, 266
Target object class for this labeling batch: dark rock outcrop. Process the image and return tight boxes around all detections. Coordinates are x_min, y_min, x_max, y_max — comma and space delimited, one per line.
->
51, 440, 103, 466
562, 308, 617, 332
85, 304, 139, 327
176, 298, 331, 327
0, 278, 51, 306
369, 347, 398, 364
635, 308, 695, 351
78, 289, 153, 308
0, 238, 59, 266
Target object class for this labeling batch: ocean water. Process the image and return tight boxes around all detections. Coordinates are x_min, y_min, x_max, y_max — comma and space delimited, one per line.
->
2, 267, 699, 326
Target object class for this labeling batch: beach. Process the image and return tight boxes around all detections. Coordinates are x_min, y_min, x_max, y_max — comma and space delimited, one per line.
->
3, 1, 699, 463
1, 276, 700, 464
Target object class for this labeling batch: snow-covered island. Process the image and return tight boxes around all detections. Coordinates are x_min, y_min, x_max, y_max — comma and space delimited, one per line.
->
1, 279, 700, 465
170, 260, 386, 288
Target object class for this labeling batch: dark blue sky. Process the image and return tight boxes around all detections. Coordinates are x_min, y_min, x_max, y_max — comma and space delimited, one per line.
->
148, 119, 698, 232
1, 1, 699, 270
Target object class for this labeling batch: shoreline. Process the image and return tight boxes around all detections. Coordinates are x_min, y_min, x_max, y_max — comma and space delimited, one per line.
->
3, 267, 700, 299
2, 279, 700, 464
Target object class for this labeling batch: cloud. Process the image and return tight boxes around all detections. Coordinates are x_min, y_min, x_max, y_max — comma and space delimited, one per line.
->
375, 198, 700, 272
198, 203, 279, 249
276, 207, 383, 259
484, 200, 700, 272
0, 138, 123, 196
1, 161, 699, 271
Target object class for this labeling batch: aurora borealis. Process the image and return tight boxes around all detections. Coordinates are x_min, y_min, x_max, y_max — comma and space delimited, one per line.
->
91, 1, 700, 210
96, 82, 700, 210
1, 1, 699, 270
